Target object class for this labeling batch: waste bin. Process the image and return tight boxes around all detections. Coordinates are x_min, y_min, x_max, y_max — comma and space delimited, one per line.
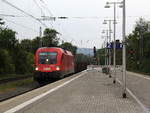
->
102, 67, 110, 74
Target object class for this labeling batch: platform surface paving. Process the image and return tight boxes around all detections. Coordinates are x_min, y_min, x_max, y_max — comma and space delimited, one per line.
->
17, 69, 146, 113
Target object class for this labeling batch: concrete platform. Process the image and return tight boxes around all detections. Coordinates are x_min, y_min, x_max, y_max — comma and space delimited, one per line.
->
1, 69, 147, 113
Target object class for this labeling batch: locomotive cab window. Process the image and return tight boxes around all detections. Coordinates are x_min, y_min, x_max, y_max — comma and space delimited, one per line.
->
39, 52, 57, 64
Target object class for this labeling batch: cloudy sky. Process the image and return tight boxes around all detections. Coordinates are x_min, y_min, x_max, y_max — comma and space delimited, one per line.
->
0, 0, 150, 48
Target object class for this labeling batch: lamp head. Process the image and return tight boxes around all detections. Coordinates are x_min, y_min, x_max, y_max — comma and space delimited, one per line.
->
103, 20, 107, 24
106, 2, 109, 5
105, 5, 110, 8
105, 2, 110, 8
102, 30, 105, 34
110, 30, 113, 33
113, 21, 117, 24
119, 1, 123, 8
119, 5, 123, 8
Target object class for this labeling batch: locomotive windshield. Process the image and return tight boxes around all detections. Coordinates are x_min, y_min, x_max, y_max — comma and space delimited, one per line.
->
39, 52, 57, 64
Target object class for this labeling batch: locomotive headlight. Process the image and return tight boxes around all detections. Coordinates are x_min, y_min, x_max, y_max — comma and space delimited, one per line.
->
35, 67, 39, 71
56, 66, 60, 71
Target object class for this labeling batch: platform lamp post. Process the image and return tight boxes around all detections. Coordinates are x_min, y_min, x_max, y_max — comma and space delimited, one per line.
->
121, 0, 127, 98
105, 1, 122, 84
103, 20, 113, 78
115, 0, 127, 98
102, 30, 109, 70
104, 39, 107, 67
101, 37, 107, 67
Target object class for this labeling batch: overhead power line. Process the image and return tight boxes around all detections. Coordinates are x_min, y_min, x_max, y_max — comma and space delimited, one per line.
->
40, 0, 53, 16
0, 14, 23, 17
33, 0, 45, 16
1, 13, 149, 20
56, 16, 150, 20
38, 0, 54, 27
2, 0, 48, 27
4, 18, 39, 33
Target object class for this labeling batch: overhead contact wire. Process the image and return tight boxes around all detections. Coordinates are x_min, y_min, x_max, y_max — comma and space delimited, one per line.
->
2, 0, 48, 27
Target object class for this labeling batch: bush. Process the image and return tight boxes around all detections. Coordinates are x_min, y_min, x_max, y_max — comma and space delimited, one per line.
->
141, 59, 150, 74
26, 52, 34, 73
0, 49, 15, 74
13, 49, 34, 74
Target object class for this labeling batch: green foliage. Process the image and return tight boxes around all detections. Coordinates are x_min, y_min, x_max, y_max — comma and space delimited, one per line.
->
140, 59, 150, 73
134, 18, 149, 34
97, 43, 122, 65
75, 53, 90, 63
20, 39, 33, 52
32, 37, 41, 53
42, 28, 59, 47
13, 49, 34, 74
0, 28, 17, 49
60, 42, 77, 55
143, 32, 150, 57
0, 18, 35, 75
126, 18, 150, 74
0, 49, 15, 74
97, 48, 105, 65
20, 37, 41, 53
19, 28, 60, 54
0, 18, 5, 28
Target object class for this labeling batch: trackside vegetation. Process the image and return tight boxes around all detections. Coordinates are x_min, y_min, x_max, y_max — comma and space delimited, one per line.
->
97, 18, 150, 75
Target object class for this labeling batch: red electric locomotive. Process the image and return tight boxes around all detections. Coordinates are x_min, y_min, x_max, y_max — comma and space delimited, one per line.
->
34, 47, 75, 83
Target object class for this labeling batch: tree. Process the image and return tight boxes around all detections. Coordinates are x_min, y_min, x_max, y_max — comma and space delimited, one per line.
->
20, 39, 33, 52
32, 36, 41, 53
13, 49, 34, 74
0, 18, 5, 28
0, 28, 18, 49
0, 49, 15, 74
0, 18, 34, 75
0, 19, 18, 49
126, 18, 150, 73
60, 42, 77, 55
97, 48, 105, 65
42, 28, 59, 47
134, 18, 149, 34
20, 37, 42, 54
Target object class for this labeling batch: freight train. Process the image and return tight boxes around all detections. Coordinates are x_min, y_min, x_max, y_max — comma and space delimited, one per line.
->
34, 47, 75, 83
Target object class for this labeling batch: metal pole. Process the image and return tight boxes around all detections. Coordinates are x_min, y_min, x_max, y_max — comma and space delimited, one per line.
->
122, 0, 127, 98
109, 21, 112, 78
106, 30, 109, 74
39, 26, 42, 47
105, 40, 107, 66
113, 3, 116, 84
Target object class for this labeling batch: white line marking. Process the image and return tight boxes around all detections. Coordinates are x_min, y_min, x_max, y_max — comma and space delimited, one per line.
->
4, 72, 87, 113
127, 71, 150, 80
117, 79, 150, 113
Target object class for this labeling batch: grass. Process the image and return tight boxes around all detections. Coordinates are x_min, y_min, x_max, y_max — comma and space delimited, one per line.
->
0, 78, 34, 94
128, 69, 150, 76
0, 73, 32, 80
